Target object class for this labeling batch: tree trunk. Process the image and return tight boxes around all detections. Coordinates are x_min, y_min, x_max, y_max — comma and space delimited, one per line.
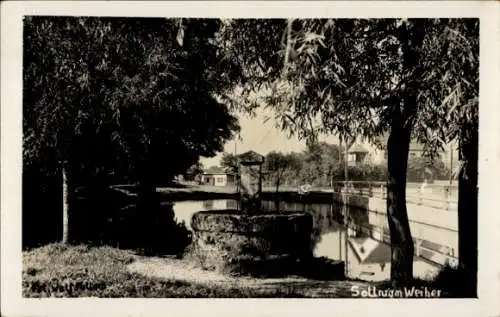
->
386, 119, 414, 286
458, 123, 478, 297
62, 165, 69, 244
387, 20, 422, 282
344, 137, 348, 182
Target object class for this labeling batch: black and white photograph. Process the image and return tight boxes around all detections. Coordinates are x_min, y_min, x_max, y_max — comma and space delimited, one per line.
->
1, 1, 499, 317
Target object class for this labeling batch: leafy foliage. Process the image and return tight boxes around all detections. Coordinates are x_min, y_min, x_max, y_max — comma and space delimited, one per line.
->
220, 18, 478, 155
23, 17, 240, 185
299, 142, 342, 185
407, 155, 450, 182
220, 152, 240, 174
218, 18, 477, 284
263, 151, 302, 191
183, 162, 204, 182
258, 146, 450, 187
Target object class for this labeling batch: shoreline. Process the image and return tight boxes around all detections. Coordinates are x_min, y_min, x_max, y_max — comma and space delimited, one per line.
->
111, 183, 456, 204
22, 243, 457, 298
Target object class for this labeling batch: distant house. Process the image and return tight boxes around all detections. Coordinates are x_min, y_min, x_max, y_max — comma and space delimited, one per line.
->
200, 166, 237, 187
363, 134, 428, 165
346, 144, 370, 166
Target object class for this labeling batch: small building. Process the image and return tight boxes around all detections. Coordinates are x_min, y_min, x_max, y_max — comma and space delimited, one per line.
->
366, 134, 428, 164
346, 144, 369, 166
200, 166, 237, 187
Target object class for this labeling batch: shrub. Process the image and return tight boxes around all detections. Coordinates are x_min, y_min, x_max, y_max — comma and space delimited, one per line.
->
431, 264, 474, 297
69, 187, 192, 256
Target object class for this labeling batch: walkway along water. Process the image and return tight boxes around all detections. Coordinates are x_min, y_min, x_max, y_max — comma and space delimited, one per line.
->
331, 182, 458, 268
261, 182, 459, 268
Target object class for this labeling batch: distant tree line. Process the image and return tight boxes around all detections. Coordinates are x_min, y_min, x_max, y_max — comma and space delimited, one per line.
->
217, 142, 452, 191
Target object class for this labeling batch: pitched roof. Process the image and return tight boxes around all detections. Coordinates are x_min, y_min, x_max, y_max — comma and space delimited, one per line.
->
362, 242, 391, 264
237, 150, 264, 164
349, 237, 391, 264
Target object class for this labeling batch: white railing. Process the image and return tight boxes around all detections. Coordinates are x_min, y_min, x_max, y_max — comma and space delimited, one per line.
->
331, 181, 457, 211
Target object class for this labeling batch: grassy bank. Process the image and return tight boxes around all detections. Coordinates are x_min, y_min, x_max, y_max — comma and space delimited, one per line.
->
22, 244, 306, 298
23, 244, 467, 298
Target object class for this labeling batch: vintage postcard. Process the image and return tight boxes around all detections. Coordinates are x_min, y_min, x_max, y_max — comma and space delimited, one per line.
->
1, 1, 499, 317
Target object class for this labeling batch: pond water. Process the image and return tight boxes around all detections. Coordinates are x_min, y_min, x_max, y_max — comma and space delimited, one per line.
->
171, 199, 441, 281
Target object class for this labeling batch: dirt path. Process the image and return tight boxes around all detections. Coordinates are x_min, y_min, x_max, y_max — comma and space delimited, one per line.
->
127, 257, 370, 298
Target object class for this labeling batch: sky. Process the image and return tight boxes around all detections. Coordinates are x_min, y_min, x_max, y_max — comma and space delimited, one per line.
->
200, 108, 340, 168
199, 106, 459, 169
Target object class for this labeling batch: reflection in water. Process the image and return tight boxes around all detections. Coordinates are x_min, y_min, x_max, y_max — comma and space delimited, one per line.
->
172, 199, 440, 281
171, 199, 240, 231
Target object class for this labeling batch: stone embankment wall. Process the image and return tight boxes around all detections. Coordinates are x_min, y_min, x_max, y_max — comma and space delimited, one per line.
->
189, 211, 315, 277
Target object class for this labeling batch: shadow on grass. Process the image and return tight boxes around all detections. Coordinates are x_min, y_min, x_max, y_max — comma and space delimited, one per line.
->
190, 256, 345, 281
22, 243, 309, 298
63, 186, 192, 257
